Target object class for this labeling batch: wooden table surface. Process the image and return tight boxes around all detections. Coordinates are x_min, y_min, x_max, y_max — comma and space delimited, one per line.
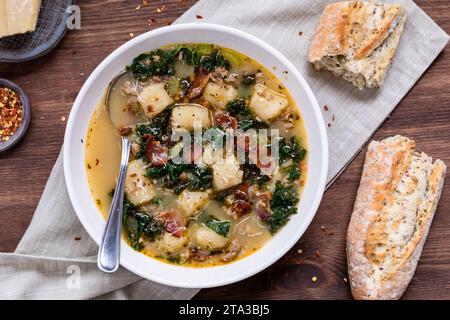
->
0, 0, 449, 300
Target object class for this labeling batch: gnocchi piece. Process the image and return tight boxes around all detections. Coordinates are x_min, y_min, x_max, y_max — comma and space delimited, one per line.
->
171, 104, 211, 131
138, 82, 174, 119
194, 226, 229, 251
124, 159, 155, 206
160, 232, 188, 254
249, 84, 288, 123
202, 82, 238, 109
212, 153, 243, 191
177, 190, 211, 217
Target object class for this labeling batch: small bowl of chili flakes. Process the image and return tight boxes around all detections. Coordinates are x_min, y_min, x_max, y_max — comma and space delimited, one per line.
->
0, 79, 31, 153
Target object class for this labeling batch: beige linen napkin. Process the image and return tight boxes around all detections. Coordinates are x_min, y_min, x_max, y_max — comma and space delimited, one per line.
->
0, 0, 447, 299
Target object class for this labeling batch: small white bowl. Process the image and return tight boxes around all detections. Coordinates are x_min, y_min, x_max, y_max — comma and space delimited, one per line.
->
64, 23, 328, 288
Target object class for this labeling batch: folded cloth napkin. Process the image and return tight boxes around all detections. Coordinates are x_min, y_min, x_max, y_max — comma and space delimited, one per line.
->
0, 0, 447, 299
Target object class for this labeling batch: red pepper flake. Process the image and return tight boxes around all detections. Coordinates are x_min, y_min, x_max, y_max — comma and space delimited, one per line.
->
95, 158, 100, 166
323, 105, 329, 111
74, 236, 81, 241
0, 87, 23, 142
298, 31, 303, 36
196, 14, 203, 19
156, 5, 167, 13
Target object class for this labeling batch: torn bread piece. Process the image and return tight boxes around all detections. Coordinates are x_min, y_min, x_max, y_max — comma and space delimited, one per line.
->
308, 1, 407, 89
347, 135, 446, 300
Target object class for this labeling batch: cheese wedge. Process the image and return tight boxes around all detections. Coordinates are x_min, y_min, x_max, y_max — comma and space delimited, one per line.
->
0, 0, 41, 38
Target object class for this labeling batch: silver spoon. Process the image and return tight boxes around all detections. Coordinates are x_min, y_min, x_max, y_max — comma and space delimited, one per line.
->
97, 70, 134, 273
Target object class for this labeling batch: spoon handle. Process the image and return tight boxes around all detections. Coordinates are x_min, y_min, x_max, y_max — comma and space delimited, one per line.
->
97, 137, 131, 273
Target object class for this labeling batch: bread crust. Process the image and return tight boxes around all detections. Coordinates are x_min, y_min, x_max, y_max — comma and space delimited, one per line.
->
347, 135, 446, 300
308, 1, 407, 89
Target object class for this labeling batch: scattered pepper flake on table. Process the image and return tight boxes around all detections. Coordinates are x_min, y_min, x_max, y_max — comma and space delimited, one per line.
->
196, 14, 203, 19
156, 5, 167, 13
0, 87, 23, 142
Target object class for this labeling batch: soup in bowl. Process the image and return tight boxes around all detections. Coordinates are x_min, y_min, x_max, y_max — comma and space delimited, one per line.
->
64, 23, 328, 287
86, 43, 308, 267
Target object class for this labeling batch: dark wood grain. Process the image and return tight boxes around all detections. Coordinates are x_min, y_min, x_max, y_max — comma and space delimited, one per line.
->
0, 0, 449, 300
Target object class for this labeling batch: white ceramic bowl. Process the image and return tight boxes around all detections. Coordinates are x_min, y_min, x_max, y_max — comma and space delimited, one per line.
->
64, 23, 328, 288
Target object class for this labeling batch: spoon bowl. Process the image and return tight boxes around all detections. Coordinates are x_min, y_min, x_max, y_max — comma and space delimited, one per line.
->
97, 71, 136, 273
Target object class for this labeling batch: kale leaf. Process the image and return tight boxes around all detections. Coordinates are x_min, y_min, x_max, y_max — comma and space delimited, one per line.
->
287, 165, 301, 181
134, 106, 173, 159
266, 181, 299, 234
226, 99, 267, 130
147, 161, 212, 195
214, 189, 233, 204
278, 136, 306, 163
127, 47, 181, 81
243, 163, 270, 186
200, 50, 230, 71
136, 105, 173, 141
277, 136, 306, 183
173, 166, 213, 194
122, 199, 164, 250
180, 47, 230, 71
204, 216, 231, 237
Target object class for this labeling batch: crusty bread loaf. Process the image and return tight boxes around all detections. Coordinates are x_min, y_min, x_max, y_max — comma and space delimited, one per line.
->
308, 1, 407, 89
347, 135, 446, 300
